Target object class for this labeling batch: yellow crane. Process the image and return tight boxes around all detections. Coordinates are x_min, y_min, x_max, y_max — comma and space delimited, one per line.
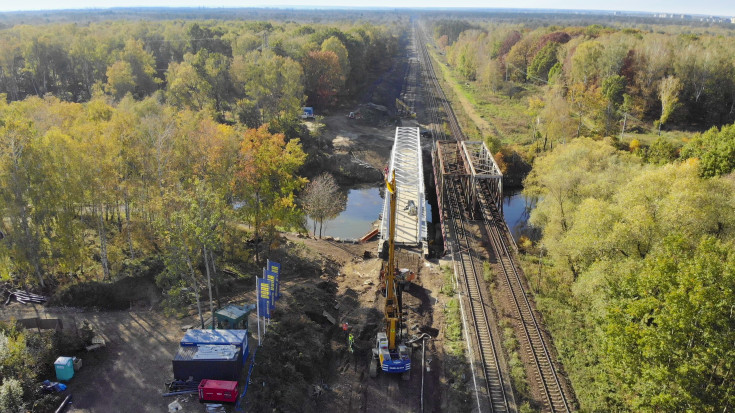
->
370, 170, 411, 380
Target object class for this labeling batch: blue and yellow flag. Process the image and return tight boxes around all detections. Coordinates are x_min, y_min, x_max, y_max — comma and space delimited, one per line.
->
257, 278, 271, 319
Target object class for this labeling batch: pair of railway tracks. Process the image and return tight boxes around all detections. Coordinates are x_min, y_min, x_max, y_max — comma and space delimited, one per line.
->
445, 175, 512, 412
413, 20, 573, 412
413, 23, 514, 413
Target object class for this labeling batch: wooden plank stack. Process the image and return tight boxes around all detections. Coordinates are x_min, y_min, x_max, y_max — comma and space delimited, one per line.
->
4, 289, 48, 305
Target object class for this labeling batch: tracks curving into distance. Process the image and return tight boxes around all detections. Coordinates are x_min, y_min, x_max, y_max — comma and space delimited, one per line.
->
413, 22, 513, 413
414, 20, 573, 412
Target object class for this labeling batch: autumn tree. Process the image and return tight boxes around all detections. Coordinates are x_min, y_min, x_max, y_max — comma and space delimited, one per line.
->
657, 75, 682, 134
233, 125, 306, 263
321, 36, 350, 88
301, 173, 346, 238
302, 50, 342, 107
0, 98, 45, 287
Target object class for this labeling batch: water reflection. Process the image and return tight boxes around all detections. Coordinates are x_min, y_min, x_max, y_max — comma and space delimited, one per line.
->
503, 188, 539, 243
306, 186, 383, 240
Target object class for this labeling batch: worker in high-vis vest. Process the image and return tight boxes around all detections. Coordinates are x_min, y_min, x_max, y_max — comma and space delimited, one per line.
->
348, 333, 354, 353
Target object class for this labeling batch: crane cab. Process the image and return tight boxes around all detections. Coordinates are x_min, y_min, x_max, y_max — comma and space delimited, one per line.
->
372, 332, 411, 377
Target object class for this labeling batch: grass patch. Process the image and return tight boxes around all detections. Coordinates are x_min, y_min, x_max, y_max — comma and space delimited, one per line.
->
620, 130, 690, 148
500, 319, 533, 407
440, 265, 456, 296
427, 47, 534, 146
483, 261, 493, 282
444, 298, 464, 355
442, 295, 472, 412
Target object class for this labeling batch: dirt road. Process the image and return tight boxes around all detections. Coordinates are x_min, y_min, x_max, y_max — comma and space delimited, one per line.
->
2, 304, 192, 412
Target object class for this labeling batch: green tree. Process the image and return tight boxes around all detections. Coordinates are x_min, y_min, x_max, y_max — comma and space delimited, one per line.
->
606, 235, 735, 411
645, 136, 677, 165
602, 75, 626, 135
505, 36, 535, 82
190, 50, 232, 118
657, 75, 682, 134
527, 42, 559, 83
230, 51, 304, 123
682, 122, 735, 177
155, 188, 206, 326
456, 43, 478, 81
165, 59, 212, 111
0, 378, 24, 412
571, 40, 603, 86
104, 60, 135, 100
118, 39, 160, 99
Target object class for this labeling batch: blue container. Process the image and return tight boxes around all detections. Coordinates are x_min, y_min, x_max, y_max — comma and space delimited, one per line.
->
54, 356, 74, 381
180, 330, 249, 365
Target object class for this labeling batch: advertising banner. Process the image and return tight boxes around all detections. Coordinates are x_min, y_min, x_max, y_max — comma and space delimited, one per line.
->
257, 277, 271, 319
266, 259, 281, 298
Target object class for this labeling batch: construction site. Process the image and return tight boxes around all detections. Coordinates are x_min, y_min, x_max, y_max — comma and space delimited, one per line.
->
1, 19, 573, 413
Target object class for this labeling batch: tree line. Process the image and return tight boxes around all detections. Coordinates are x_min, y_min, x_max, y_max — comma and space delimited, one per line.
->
0, 19, 398, 119
429, 18, 735, 411
434, 20, 735, 142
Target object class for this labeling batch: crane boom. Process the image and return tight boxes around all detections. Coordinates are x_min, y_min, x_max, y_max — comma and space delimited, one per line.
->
370, 170, 411, 379
384, 171, 400, 350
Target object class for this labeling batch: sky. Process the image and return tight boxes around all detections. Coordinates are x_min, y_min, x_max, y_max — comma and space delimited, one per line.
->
0, 0, 732, 17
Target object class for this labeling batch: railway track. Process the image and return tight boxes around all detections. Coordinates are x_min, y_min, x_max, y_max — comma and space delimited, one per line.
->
477, 181, 571, 412
413, 23, 513, 412
414, 20, 574, 412
444, 175, 512, 413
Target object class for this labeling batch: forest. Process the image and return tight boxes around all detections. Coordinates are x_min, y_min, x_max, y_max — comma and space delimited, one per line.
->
0, 16, 398, 281
430, 18, 735, 411
0, 16, 401, 408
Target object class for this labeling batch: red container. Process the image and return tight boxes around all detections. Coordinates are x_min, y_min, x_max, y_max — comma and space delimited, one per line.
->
198, 379, 238, 403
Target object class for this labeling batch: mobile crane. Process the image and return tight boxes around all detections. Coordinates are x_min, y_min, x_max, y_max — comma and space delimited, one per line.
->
370, 170, 412, 380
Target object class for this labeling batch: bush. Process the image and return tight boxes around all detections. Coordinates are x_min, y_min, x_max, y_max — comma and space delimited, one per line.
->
0, 378, 25, 413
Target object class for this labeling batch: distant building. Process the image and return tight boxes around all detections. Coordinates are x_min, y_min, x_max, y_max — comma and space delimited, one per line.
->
731, 17, 735, 24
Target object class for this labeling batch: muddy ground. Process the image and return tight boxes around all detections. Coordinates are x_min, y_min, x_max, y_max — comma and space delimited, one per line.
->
0, 237, 452, 413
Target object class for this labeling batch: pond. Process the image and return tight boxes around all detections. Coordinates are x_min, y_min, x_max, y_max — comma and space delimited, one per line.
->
307, 187, 384, 240
308, 186, 433, 240
502, 187, 539, 243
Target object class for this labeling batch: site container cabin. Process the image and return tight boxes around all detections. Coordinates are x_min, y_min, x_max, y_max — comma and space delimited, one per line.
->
214, 304, 253, 330
54, 356, 74, 381
180, 329, 249, 365
172, 345, 242, 381
198, 379, 238, 403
